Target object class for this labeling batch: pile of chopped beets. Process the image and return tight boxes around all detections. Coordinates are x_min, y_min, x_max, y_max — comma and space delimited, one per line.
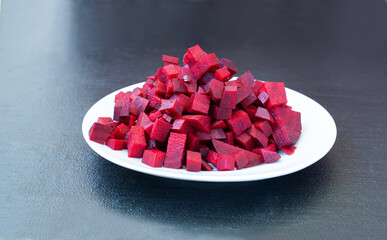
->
89, 45, 302, 172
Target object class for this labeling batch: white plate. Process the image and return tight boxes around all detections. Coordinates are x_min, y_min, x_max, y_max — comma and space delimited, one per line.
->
82, 80, 336, 182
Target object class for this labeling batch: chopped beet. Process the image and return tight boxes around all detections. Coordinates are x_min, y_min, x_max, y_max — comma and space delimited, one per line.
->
188, 93, 210, 115
110, 123, 130, 139
281, 146, 297, 155
170, 93, 191, 111
180, 115, 211, 133
234, 151, 249, 170
255, 107, 273, 122
154, 80, 166, 97
240, 92, 257, 109
172, 119, 194, 134
219, 58, 238, 75
196, 131, 211, 142
127, 126, 147, 158
106, 138, 125, 150
264, 143, 277, 152
129, 96, 149, 116
260, 149, 281, 163
206, 150, 219, 166
272, 126, 301, 148
186, 151, 202, 172
200, 72, 215, 85
163, 64, 181, 78
269, 107, 302, 131
252, 80, 264, 92
244, 105, 258, 122
219, 86, 237, 109
237, 71, 254, 86
186, 133, 201, 151
89, 122, 113, 144
210, 128, 226, 140
146, 87, 156, 100
128, 114, 137, 127
224, 131, 234, 145
162, 55, 179, 65
217, 155, 235, 171
162, 113, 173, 123
190, 53, 220, 79
97, 117, 114, 125
142, 149, 165, 167
159, 99, 184, 117
257, 90, 269, 106
226, 110, 252, 136
149, 95, 163, 109
261, 82, 287, 109
214, 66, 231, 81
236, 85, 253, 104
204, 79, 224, 104
184, 45, 206, 67
201, 160, 213, 171
164, 132, 187, 169
150, 118, 172, 142
155, 67, 167, 82
199, 144, 210, 158
149, 110, 162, 121
235, 132, 255, 150
247, 125, 268, 148
211, 120, 227, 129
254, 120, 273, 137
211, 105, 232, 121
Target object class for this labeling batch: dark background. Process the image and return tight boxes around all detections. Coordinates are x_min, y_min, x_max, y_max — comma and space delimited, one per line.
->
1, 0, 386, 239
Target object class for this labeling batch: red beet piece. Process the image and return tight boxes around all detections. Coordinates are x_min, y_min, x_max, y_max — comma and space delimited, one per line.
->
211, 105, 232, 121
145, 76, 155, 85
264, 143, 277, 152
226, 110, 252, 136
129, 96, 149, 116
97, 117, 114, 125
237, 71, 254, 86
254, 120, 273, 137
187, 133, 201, 151
211, 120, 227, 129
224, 131, 234, 145
225, 80, 243, 87
261, 82, 287, 109
149, 95, 163, 109
214, 66, 231, 81
150, 118, 172, 142
235, 132, 255, 150
188, 93, 210, 115
164, 133, 187, 169
281, 146, 297, 155
219, 58, 238, 75
154, 80, 166, 97
159, 99, 183, 117
183, 45, 207, 67
206, 150, 219, 166
115, 91, 125, 103
89, 122, 113, 144
184, 78, 197, 95
127, 126, 147, 158
244, 105, 258, 122
155, 67, 167, 82
196, 131, 211, 142
171, 78, 188, 94
186, 151, 202, 172
272, 126, 301, 148
142, 83, 154, 92
201, 72, 215, 85
219, 86, 237, 109
270, 107, 302, 131
260, 149, 281, 163
240, 92, 257, 109
204, 79, 224, 104
247, 125, 268, 147
236, 85, 253, 104
190, 53, 220, 79
162, 55, 179, 65
217, 154, 235, 171
149, 110, 162, 121
170, 93, 191, 111
162, 113, 173, 123
146, 87, 156, 100
142, 149, 166, 167
163, 64, 181, 78
113, 101, 122, 121
106, 138, 125, 150
128, 114, 137, 127
234, 151, 249, 170
172, 119, 194, 134
180, 115, 211, 133
201, 160, 213, 171
257, 90, 269, 106
255, 107, 273, 122
252, 80, 264, 92
199, 144, 210, 158
210, 128, 226, 140
110, 123, 130, 139
212, 139, 264, 167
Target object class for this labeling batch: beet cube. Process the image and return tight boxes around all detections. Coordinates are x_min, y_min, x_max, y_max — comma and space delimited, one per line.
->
206, 150, 219, 166
172, 119, 194, 134
180, 115, 211, 133
110, 123, 130, 139
211, 105, 232, 121
196, 131, 211, 142
127, 126, 147, 158
210, 128, 226, 140
234, 151, 249, 170
155, 67, 167, 82
225, 80, 243, 87
129, 96, 149, 116
150, 118, 172, 142
237, 71, 254, 86
270, 107, 302, 131
226, 110, 252, 136
149, 95, 163, 109
255, 107, 273, 122
235, 132, 255, 150
113, 101, 122, 121
224, 131, 234, 145
164, 133, 187, 169
204, 79, 224, 104
171, 78, 188, 94
219, 58, 238, 75
106, 138, 125, 150
261, 82, 287, 108
128, 114, 137, 127
200, 72, 215, 85
240, 92, 257, 109
170, 93, 191, 111
146, 87, 156, 100
89, 122, 113, 144
217, 155, 235, 171
149, 110, 162, 121
236, 85, 253, 104
201, 160, 213, 171
199, 144, 210, 158
159, 99, 184, 117
254, 120, 273, 137
257, 90, 269, 106
211, 120, 227, 129
162, 55, 179, 65
154, 80, 166, 97
264, 143, 277, 152
214, 66, 231, 81
260, 149, 281, 163
163, 64, 181, 78
252, 80, 264, 92
272, 126, 301, 148
142, 149, 165, 167
281, 146, 296, 155
184, 78, 197, 95
183, 45, 207, 67
188, 93, 210, 115
247, 125, 268, 148
186, 151, 202, 172
162, 113, 173, 123
97, 117, 114, 126
219, 86, 237, 109
244, 105, 258, 122
187, 133, 201, 151
115, 91, 125, 103
190, 53, 220, 79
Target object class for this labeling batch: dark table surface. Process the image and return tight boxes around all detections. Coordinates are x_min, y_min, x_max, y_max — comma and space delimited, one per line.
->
1, 0, 386, 239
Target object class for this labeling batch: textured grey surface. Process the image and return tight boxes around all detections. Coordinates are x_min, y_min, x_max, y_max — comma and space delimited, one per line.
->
0, 0, 386, 239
